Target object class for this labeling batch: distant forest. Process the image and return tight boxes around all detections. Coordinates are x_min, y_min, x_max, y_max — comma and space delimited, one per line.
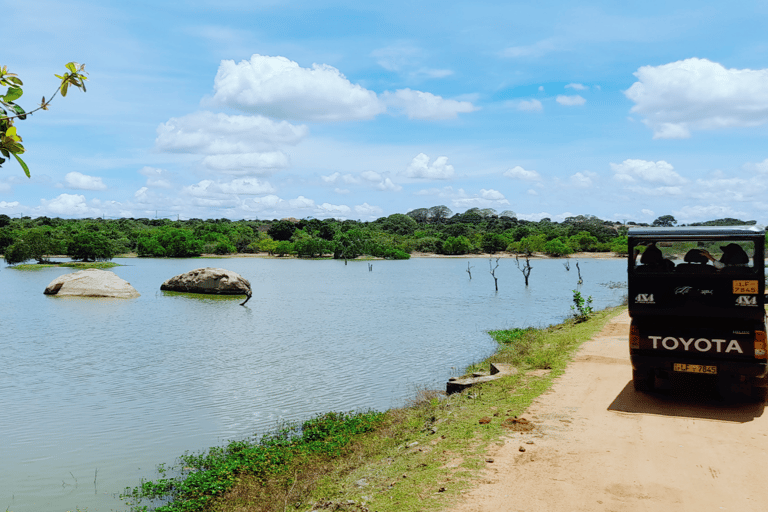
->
0, 207, 760, 265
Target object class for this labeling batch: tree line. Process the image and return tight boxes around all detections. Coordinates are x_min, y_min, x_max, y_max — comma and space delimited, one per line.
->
0, 208, 759, 265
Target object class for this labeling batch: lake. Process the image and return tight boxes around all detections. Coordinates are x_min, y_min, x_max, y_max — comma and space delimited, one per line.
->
0, 256, 627, 512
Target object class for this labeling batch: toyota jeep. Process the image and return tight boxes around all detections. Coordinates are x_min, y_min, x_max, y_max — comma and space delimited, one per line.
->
628, 225, 768, 400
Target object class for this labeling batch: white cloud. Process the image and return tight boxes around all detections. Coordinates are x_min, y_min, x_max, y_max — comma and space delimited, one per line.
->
318, 202, 352, 214
504, 165, 541, 181
744, 158, 768, 173
570, 171, 596, 188
480, 189, 505, 200
289, 196, 316, 209
183, 178, 276, 197
210, 54, 385, 121
0, 200, 20, 209
361, 171, 402, 192
625, 185, 684, 196
156, 111, 306, 155
403, 153, 455, 180
138, 167, 173, 188
624, 58, 768, 139
414, 186, 508, 209
538, 86, 545, 92
321, 172, 361, 185
63, 171, 107, 191
414, 185, 457, 197
556, 95, 586, 106
355, 203, 383, 217
201, 152, 290, 174
641, 209, 655, 217
610, 159, 686, 185
515, 99, 543, 112
40, 194, 99, 216
565, 83, 588, 90
382, 89, 478, 120
673, 204, 750, 223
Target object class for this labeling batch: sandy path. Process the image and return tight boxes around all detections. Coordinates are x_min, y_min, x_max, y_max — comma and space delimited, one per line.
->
451, 310, 768, 512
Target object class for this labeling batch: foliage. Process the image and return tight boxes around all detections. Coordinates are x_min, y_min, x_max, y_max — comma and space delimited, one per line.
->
121, 411, 385, 512
3, 227, 58, 264
609, 236, 629, 255
376, 213, 418, 236
294, 236, 331, 258
442, 235, 474, 255
267, 220, 297, 241
652, 215, 677, 227
1, 63, 88, 176
543, 238, 573, 256
480, 233, 508, 253
571, 289, 594, 322
273, 240, 294, 256
137, 228, 202, 258
68, 231, 116, 261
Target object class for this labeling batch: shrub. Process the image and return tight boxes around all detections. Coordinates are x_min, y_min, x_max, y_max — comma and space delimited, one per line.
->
442, 235, 473, 255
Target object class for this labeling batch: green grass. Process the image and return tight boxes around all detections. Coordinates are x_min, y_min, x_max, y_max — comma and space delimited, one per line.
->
9, 261, 119, 270
160, 291, 248, 301
122, 306, 625, 512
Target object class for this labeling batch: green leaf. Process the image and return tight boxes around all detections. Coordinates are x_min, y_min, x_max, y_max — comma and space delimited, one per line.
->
3, 86, 23, 103
7, 76, 22, 86
5, 126, 17, 138
13, 153, 30, 177
0, 156, 5, 165
66, 62, 77, 74
13, 104, 26, 120
61, 81, 69, 97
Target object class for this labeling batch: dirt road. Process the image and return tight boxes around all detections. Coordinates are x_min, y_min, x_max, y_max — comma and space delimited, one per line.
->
452, 310, 768, 512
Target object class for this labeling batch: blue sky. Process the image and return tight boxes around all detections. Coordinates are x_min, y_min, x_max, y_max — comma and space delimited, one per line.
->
2, 0, 768, 223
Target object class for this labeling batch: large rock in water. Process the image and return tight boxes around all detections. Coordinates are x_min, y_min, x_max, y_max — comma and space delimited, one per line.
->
160, 267, 251, 295
44, 269, 140, 298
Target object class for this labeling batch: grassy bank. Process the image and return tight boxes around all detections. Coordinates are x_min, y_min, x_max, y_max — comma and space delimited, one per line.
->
122, 306, 625, 512
9, 261, 118, 270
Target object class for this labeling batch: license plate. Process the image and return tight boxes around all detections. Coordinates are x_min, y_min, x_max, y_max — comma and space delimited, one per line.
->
673, 363, 717, 374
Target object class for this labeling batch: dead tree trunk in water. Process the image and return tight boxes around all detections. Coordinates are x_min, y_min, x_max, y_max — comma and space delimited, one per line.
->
576, 261, 583, 285
515, 253, 533, 286
467, 261, 474, 279
489, 258, 499, 291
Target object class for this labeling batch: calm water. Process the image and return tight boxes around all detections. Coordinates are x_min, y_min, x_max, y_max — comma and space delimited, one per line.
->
0, 256, 626, 512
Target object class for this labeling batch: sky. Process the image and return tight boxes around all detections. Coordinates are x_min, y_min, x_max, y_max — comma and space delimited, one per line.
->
2, 0, 768, 224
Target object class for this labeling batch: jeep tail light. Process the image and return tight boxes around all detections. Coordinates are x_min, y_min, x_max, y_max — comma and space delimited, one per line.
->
755, 330, 767, 359
630, 324, 640, 349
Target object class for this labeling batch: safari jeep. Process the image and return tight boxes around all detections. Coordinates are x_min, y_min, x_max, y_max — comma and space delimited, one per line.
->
628, 225, 768, 400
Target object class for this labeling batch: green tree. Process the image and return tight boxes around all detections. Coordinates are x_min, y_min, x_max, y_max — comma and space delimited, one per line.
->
543, 238, 573, 256
610, 236, 629, 255
443, 235, 473, 255
377, 213, 418, 236
568, 231, 599, 252
3, 227, 57, 264
480, 233, 508, 253
652, 215, 677, 227
1, 63, 88, 176
268, 220, 297, 241
68, 231, 115, 262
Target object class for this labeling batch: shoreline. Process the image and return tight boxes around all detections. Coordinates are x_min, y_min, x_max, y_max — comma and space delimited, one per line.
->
121, 306, 625, 512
